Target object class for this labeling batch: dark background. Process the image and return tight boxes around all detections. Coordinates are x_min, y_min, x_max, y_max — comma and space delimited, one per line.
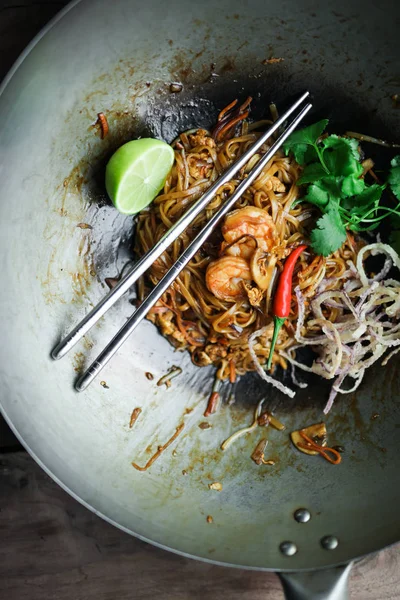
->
0, 1, 399, 598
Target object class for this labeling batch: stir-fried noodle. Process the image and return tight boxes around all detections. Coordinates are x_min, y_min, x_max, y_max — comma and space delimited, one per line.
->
135, 100, 362, 388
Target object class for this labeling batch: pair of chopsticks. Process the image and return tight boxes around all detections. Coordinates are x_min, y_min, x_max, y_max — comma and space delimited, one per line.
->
52, 91, 312, 391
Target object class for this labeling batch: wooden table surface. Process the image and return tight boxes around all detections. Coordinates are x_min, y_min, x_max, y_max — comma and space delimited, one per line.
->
0, 1, 399, 598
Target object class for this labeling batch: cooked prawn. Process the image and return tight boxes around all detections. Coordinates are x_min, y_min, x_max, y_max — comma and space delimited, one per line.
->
220, 234, 258, 259
206, 256, 252, 301
221, 207, 278, 259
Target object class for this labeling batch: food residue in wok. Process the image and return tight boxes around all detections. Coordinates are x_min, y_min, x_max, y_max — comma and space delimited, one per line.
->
96, 112, 109, 139
262, 57, 284, 64
251, 438, 275, 466
76, 222, 93, 230
156, 365, 182, 388
220, 398, 286, 454
208, 482, 223, 491
258, 411, 286, 431
290, 422, 327, 456
170, 82, 183, 93
204, 378, 221, 416
129, 407, 142, 429
131, 423, 185, 472
291, 422, 342, 465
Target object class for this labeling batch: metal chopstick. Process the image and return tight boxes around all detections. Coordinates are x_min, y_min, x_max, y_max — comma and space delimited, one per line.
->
51, 91, 310, 361
75, 102, 312, 391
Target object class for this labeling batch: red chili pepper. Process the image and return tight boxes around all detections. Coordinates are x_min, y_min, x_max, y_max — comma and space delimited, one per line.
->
267, 244, 307, 369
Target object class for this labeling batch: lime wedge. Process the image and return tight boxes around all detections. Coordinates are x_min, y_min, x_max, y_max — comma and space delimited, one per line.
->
105, 138, 174, 215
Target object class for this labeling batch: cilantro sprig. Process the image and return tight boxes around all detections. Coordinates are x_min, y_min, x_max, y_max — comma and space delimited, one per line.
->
388, 155, 400, 198
388, 155, 400, 252
283, 121, 400, 256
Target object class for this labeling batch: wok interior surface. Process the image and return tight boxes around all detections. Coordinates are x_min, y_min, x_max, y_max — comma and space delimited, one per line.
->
1, 0, 400, 571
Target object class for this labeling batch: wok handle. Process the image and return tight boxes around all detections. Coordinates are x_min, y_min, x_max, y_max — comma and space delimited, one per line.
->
278, 563, 353, 600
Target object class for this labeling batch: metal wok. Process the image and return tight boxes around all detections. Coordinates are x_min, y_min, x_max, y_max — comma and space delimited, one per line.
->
0, 0, 399, 597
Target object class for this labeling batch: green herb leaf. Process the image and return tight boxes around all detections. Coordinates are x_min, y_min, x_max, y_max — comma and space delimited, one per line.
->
391, 156, 400, 168
350, 221, 381, 233
310, 206, 347, 256
316, 176, 343, 204
284, 119, 329, 148
286, 120, 399, 257
283, 119, 328, 165
297, 162, 328, 185
285, 144, 317, 166
303, 176, 344, 210
322, 135, 359, 157
322, 136, 363, 177
342, 183, 385, 214
341, 174, 365, 197
303, 183, 329, 208
388, 155, 400, 199
343, 137, 360, 160
356, 183, 385, 206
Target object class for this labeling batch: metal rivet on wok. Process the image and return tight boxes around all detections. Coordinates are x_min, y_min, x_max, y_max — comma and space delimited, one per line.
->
321, 535, 339, 550
279, 541, 298, 556
294, 508, 311, 523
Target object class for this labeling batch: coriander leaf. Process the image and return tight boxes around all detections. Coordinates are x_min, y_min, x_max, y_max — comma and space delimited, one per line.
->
303, 176, 343, 209
284, 119, 329, 148
283, 119, 328, 165
302, 145, 319, 164
286, 144, 318, 166
322, 135, 358, 155
350, 221, 381, 233
310, 206, 347, 256
343, 137, 360, 160
391, 156, 400, 168
356, 183, 385, 206
341, 174, 365, 197
322, 136, 363, 177
303, 183, 330, 208
341, 183, 385, 219
283, 140, 307, 164
342, 183, 385, 213
316, 175, 343, 204
388, 154, 400, 199
297, 162, 328, 185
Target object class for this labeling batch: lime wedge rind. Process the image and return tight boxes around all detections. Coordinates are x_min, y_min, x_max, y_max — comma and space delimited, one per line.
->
105, 139, 174, 215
